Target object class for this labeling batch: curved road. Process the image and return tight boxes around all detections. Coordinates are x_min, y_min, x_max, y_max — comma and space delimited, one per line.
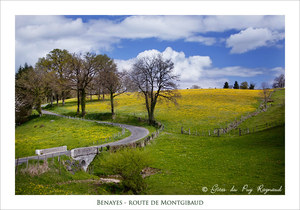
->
41, 110, 149, 146
16, 110, 149, 165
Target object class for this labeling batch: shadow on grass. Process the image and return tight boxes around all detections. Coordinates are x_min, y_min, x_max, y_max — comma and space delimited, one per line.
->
86, 113, 113, 121
44, 103, 151, 128
27, 114, 40, 121
44, 98, 110, 109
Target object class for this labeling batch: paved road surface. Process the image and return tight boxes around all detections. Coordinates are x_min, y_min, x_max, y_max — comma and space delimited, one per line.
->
16, 110, 149, 165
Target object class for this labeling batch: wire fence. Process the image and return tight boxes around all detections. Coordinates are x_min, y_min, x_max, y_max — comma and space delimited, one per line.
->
180, 121, 284, 138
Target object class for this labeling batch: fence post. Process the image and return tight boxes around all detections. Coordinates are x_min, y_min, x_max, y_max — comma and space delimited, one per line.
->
37, 156, 40, 168
239, 128, 241, 136
26, 157, 29, 169
15, 158, 19, 174
217, 129, 220, 137
59, 155, 61, 175
181, 127, 184, 134
208, 130, 210, 136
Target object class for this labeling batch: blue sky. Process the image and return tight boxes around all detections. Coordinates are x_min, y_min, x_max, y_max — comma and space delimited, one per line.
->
15, 15, 285, 89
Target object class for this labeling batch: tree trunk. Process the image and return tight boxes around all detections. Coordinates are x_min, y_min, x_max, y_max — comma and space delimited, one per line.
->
149, 102, 156, 125
97, 88, 100, 100
148, 110, 155, 125
50, 93, 53, 106
102, 92, 105, 100
110, 91, 115, 117
36, 99, 42, 116
144, 94, 152, 124
90, 93, 92, 101
81, 89, 86, 117
77, 89, 80, 114
56, 94, 59, 106
62, 91, 65, 106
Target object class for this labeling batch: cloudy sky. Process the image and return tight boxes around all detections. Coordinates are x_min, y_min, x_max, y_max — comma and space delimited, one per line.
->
15, 15, 285, 89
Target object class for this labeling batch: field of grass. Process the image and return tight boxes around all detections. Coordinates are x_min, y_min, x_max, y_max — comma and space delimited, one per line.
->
238, 88, 285, 130
90, 88, 285, 195
46, 89, 263, 133
143, 126, 284, 195
16, 88, 285, 195
15, 115, 130, 158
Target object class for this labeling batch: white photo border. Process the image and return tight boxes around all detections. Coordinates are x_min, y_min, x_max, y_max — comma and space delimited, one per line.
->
1, 1, 299, 209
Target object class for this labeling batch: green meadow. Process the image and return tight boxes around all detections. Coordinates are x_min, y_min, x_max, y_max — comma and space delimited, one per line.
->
15, 88, 285, 195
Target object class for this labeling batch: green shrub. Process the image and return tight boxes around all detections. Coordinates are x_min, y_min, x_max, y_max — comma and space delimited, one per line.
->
98, 148, 152, 194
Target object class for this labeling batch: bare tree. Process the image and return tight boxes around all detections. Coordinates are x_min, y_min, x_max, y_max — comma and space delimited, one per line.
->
103, 70, 126, 118
78, 52, 100, 117
95, 56, 127, 118
261, 82, 271, 109
131, 54, 180, 125
272, 74, 285, 88
68, 53, 83, 114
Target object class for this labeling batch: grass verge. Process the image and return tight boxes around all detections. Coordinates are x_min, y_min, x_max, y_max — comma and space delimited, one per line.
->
15, 115, 130, 158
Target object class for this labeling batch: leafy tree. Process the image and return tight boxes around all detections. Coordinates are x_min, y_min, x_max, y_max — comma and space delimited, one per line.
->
240, 81, 249, 89
131, 54, 180, 125
15, 64, 35, 124
249, 82, 255, 89
272, 74, 285, 88
36, 49, 72, 106
46, 49, 72, 106
191, 85, 201, 89
233, 81, 239, 89
223, 82, 229, 89
16, 64, 47, 118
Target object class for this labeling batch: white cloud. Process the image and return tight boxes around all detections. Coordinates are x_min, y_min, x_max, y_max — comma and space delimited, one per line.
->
117, 47, 212, 83
271, 67, 285, 77
201, 15, 285, 32
226, 27, 285, 54
116, 47, 266, 89
185, 36, 216, 46
205, 66, 263, 77
15, 15, 285, 70
114, 58, 136, 72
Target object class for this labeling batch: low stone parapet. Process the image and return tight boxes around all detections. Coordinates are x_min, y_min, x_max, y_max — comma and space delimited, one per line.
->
70, 146, 98, 158
35, 146, 67, 156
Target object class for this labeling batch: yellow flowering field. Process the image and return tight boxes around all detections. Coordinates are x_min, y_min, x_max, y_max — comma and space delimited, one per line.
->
59, 89, 263, 133
15, 115, 129, 158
